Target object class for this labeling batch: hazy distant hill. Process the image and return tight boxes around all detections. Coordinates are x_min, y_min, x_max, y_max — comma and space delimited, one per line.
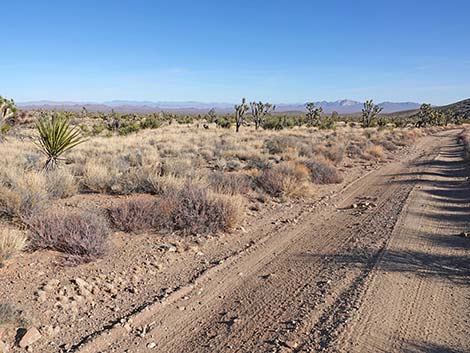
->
392, 98, 470, 119
436, 98, 470, 118
18, 99, 421, 114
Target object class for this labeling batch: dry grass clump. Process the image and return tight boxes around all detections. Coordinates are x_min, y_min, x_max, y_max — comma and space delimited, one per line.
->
321, 143, 345, 165
109, 195, 156, 232
46, 168, 78, 198
145, 174, 186, 195
27, 210, 109, 264
257, 162, 312, 198
156, 185, 243, 235
303, 158, 344, 184
0, 228, 27, 264
377, 139, 398, 151
0, 171, 49, 221
82, 160, 116, 193
364, 144, 385, 159
207, 172, 252, 195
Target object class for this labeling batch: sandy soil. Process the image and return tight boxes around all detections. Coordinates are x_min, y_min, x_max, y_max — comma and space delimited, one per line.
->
2, 129, 469, 353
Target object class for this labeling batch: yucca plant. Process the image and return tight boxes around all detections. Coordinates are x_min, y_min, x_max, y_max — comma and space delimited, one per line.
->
35, 113, 86, 170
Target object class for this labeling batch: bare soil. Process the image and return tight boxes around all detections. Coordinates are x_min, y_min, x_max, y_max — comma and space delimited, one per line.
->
2, 129, 469, 353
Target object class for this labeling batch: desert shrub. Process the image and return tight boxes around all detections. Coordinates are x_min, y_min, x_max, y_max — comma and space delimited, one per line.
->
215, 117, 232, 129
378, 139, 398, 151
303, 159, 343, 184
46, 168, 78, 198
390, 131, 415, 147
145, 174, 185, 195
364, 144, 385, 159
92, 124, 106, 135
257, 162, 311, 198
159, 158, 195, 177
27, 210, 109, 264
109, 195, 157, 232
118, 121, 141, 135
346, 143, 365, 159
82, 161, 115, 193
208, 172, 252, 195
264, 135, 316, 159
0, 229, 27, 264
176, 115, 193, 124
262, 116, 296, 130
322, 144, 345, 164
156, 185, 243, 235
0, 172, 49, 220
264, 136, 297, 155
140, 115, 161, 129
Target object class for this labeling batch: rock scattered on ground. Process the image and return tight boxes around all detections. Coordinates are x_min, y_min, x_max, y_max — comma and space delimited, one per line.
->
18, 326, 42, 348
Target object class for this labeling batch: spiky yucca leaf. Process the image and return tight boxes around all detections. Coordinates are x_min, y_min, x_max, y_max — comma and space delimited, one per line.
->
35, 113, 86, 170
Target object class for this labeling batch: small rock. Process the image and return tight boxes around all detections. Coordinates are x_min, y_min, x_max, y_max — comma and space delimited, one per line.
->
0, 340, 8, 353
18, 327, 42, 348
74, 277, 90, 289
159, 244, 177, 252
147, 342, 157, 349
459, 232, 469, 238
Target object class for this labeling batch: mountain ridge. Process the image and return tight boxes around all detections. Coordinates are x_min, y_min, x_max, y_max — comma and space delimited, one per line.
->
18, 99, 421, 114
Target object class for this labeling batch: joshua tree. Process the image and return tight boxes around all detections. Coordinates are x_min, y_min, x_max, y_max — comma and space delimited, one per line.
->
361, 100, 383, 128
250, 101, 275, 130
415, 103, 444, 127
206, 108, 217, 123
0, 96, 17, 141
234, 98, 249, 133
305, 102, 323, 127
35, 112, 86, 170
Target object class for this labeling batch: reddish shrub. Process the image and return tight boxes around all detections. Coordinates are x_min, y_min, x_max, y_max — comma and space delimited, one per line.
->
109, 195, 156, 232
303, 159, 343, 184
257, 167, 285, 197
27, 210, 109, 264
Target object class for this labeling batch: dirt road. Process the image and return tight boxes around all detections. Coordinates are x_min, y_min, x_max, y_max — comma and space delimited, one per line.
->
75, 130, 470, 353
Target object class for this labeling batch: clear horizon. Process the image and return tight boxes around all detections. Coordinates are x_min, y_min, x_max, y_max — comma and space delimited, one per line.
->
2, 1, 470, 105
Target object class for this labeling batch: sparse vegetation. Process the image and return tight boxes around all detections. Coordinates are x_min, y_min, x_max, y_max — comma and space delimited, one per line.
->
0, 171, 49, 221
109, 195, 157, 232
156, 184, 243, 235
303, 158, 344, 184
0, 228, 27, 265
27, 210, 109, 264
257, 162, 311, 198
0, 96, 452, 270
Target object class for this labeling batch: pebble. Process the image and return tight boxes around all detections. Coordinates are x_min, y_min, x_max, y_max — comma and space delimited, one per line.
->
18, 327, 42, 348
147, 342, 157, 349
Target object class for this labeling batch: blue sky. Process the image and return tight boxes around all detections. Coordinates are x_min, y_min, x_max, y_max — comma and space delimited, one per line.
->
2, 0, 469, 105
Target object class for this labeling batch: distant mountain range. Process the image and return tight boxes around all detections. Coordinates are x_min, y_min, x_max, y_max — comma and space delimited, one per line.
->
18, 99, 422, 114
